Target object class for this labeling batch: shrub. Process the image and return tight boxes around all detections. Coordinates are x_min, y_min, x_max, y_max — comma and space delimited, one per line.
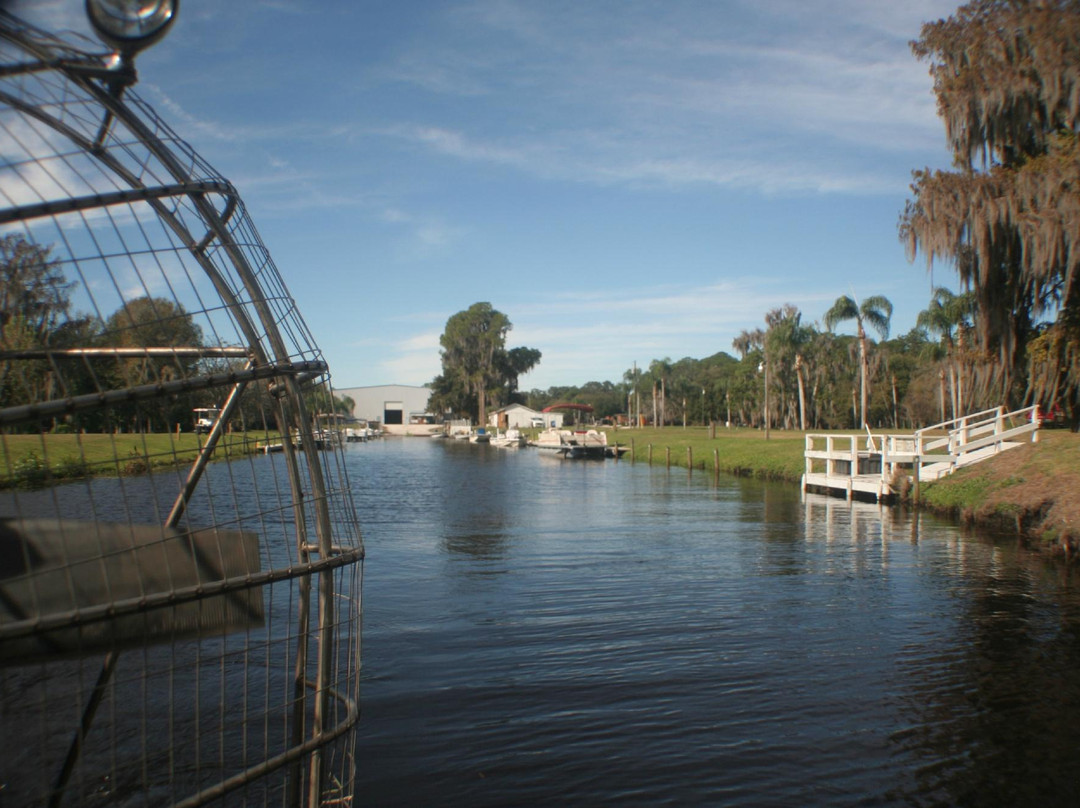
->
12, 452, 49, 489
55, 455, 90, 480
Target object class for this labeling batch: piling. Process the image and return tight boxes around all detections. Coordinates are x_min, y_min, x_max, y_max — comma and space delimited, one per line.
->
913, 456, 921, 504
665, 447, 670, 468
648, 444, 653, 465
687, 446, 692, 470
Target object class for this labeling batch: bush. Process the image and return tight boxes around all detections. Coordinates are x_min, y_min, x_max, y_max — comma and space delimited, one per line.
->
54, 455, 90, 480
11, 452, 49, 489
123, 448, 149, 476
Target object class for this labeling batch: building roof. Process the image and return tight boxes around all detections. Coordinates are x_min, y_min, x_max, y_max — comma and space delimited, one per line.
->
490, 403, 541, 415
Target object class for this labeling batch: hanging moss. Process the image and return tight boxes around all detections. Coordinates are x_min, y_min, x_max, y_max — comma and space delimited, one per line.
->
901, 2, 1080, 421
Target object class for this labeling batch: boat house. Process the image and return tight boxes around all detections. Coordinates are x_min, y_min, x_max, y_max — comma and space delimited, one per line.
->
488, 403, 562, 430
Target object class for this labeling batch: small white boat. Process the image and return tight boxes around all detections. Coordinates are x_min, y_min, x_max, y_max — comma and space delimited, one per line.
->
490, 428, 526, 448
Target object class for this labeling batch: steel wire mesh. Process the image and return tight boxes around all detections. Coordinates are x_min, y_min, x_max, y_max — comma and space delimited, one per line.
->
0, 10, 363, 807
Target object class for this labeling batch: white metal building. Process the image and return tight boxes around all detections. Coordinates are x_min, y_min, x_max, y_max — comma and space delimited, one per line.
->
334, 384, 432, 428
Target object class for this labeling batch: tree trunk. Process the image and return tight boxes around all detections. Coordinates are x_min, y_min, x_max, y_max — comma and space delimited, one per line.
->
858, 328, 868, 429
795, 355, 807, 431
949, 364, 958, 420
939, 368, 947, 423
660, 378, 666, 428
891, 374, 899, 429
956, 361, 965, 417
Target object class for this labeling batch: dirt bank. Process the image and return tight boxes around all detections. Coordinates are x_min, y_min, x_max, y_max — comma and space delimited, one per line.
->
918, 430, 1080, 556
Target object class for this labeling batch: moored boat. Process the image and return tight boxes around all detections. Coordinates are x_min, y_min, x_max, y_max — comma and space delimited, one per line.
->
490, 428, 527, 448
532, 428, 616, 458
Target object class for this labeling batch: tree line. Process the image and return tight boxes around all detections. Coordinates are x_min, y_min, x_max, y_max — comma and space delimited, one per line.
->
452, 1, 1080, 432
523, 290, 1013, 431
0, 232, 350, 434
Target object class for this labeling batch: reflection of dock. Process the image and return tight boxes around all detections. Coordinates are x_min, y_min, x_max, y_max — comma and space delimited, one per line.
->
803, 406, 1039, 502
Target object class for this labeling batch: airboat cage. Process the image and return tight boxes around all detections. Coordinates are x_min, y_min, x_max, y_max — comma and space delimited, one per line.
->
0, 9, 363, 808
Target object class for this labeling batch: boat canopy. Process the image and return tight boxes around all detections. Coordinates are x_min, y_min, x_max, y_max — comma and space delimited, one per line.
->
542, 403, 594, 413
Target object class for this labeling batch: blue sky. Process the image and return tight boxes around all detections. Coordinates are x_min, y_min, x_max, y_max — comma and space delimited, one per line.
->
27, 0, 962, 391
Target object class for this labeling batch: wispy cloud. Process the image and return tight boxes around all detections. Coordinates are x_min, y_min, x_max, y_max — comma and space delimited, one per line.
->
368, 277, 843, 389
374, 0, 949, 195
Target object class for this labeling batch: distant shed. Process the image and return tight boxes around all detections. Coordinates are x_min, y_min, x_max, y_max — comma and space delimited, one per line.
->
334, 384, 432, 428
489, 403, 562, 429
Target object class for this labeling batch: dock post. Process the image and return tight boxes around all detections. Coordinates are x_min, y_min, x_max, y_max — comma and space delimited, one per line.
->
648, 443, 653, 465
631, 438, 635, 463
713, 448, 719, 480
665, 446, 671, 468
687, 446, 692, 470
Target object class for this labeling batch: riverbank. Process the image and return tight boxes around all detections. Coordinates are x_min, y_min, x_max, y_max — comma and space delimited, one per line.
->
598, 425, 1079, 556
0, 431, 274, 488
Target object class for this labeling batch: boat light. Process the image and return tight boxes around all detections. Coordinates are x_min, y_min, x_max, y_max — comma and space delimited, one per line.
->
86, 0, 178, 56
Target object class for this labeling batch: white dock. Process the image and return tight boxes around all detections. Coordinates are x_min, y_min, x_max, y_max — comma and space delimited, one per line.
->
802, 406, 1040, 502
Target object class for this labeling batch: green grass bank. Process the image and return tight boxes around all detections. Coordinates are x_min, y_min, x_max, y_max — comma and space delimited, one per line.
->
0, 431, 276, 489
597, 425, 1080, 556
4, 425, 1077, 555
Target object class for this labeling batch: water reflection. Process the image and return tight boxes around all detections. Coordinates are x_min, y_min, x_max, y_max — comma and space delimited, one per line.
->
249, 439, 1080, 806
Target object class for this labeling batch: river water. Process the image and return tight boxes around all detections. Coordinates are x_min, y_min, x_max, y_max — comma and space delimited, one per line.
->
348, 437, 1080, 807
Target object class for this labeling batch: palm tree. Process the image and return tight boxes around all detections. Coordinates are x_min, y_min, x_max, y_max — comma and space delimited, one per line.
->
764, 304, 813, 431
916, 286, 975, 420
823, 294, 892, 429
649, 358, 672, 427
732, 328, 763, 360
732, 329, 765, 429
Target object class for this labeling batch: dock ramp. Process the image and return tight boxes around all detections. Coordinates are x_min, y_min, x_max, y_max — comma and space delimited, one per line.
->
803, 406, 1040, 502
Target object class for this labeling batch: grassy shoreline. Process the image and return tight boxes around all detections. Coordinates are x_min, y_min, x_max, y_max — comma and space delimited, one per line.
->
595, 425, 1079, 556
0, 431, 276, 488
5, 425, 1076, 556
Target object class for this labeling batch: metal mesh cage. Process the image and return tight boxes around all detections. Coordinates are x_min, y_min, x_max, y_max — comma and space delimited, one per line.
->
0, 10, 364, 807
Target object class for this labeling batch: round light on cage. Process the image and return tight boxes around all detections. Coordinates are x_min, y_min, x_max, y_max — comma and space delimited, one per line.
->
86, 0, 178, 55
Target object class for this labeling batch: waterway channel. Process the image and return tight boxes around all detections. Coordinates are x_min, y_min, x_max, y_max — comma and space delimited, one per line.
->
349, 437, 1080, 807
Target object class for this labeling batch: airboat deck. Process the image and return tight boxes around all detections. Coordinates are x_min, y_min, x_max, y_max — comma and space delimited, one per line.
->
802, 406, 1040, 502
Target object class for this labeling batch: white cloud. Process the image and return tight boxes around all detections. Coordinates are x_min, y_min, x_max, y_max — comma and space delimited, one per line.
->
373, 0, 953, 195
366, 277, 843, 389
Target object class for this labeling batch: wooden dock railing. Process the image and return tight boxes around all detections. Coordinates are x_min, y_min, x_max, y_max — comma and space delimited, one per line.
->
803, 405, 1040, 501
